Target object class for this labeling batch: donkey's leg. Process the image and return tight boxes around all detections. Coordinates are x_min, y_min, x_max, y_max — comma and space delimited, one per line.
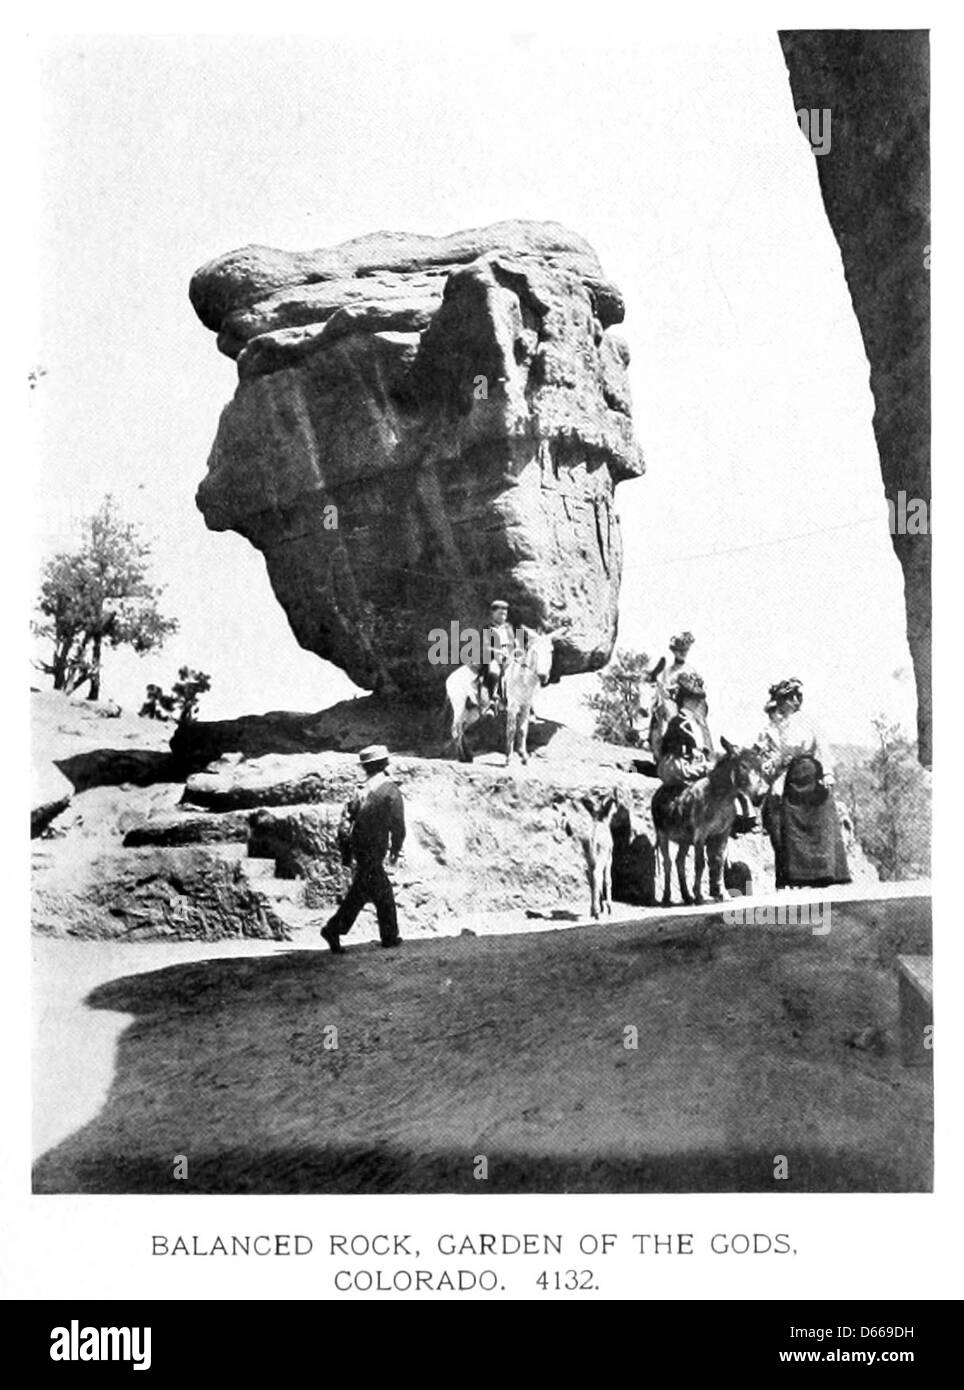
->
658, 831, 673, 907
602, 859, 612, 915
707, 833, 728, 902
504, 707, 516, 766
517, 706, 530, 765
455, 712, 474, 764
692, 838, 707, 906
677, 842, 693, 906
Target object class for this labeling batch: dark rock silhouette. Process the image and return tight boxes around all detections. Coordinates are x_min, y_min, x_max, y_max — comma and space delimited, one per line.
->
779, 31, 930, 763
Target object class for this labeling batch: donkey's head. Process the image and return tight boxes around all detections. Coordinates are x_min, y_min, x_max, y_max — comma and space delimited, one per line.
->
641, 655, 675, 711
580, 786, 623, 822
718, 736, 768, 804
518, 628, 558, 686
642, 655, 665, 683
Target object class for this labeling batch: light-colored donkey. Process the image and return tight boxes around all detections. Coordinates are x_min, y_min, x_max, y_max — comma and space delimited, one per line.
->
444, 630, 557, 765
564, 788, 624, 919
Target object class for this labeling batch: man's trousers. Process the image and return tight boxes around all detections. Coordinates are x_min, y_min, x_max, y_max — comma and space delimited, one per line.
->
326, 859, 399, 946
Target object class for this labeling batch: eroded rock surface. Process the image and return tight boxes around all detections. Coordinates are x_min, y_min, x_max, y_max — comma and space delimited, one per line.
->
32, 844, 289, 942
190, 220, 644, 696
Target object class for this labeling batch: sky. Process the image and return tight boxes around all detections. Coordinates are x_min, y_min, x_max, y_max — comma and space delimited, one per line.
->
29, 31, 920, 750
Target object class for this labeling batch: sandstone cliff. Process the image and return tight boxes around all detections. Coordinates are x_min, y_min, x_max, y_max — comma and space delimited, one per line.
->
779, 32, 931, 764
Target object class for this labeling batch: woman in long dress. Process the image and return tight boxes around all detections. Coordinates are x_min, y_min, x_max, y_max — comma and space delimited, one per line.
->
757, 677, 850, 889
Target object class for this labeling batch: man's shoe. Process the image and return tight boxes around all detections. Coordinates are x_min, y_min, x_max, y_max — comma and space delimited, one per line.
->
381, 938, 403, 949
321, 925, 344, 954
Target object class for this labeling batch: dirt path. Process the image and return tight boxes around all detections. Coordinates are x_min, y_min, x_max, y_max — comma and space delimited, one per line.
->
33, 889, 931, 1193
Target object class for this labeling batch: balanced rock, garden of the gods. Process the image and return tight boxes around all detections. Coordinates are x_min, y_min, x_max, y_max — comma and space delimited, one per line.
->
190, 220, 643, 697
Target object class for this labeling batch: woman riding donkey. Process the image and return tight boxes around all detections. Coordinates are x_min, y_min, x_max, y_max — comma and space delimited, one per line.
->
651, 676, 767, 905
656, 671, 715, 787
756, 677, 850, 890
656, 663, 756, 833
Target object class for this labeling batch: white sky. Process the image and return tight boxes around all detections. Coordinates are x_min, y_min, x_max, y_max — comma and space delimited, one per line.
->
29, 31, 919, 748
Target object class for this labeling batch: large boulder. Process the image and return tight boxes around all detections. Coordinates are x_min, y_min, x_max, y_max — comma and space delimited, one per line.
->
190, 220, 644, 697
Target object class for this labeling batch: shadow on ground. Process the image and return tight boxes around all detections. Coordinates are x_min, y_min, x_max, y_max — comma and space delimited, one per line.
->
33, 904, 932, 1194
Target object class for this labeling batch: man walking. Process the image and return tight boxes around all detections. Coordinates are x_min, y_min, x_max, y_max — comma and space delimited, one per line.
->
322, 744, 405, 953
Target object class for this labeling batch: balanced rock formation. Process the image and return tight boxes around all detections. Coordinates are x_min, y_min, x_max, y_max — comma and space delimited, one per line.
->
779, 32, 931, 764
190, 220, 643, 696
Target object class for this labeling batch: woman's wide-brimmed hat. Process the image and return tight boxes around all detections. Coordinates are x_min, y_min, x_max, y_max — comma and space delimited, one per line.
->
671, 670, 706, 701
766, 677, 803, 711
670, 630, 695, 652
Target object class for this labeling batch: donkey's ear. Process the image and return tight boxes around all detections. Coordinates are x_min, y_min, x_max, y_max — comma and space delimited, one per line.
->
720, 735, 736, 755
648, 656, 666, 680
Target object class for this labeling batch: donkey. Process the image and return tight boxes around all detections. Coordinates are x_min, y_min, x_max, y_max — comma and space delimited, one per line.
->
564, 788, 624, 919
504, 630, 556, 766
444, 630, 556, 765
651, 738, 767, 907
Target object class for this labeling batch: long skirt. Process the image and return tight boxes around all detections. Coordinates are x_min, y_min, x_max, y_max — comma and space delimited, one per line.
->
763, 756, 851, 889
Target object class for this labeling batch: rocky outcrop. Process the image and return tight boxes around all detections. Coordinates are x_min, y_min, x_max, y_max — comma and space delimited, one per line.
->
32, 843, 290, 941
31, 758, 73, 838
169, 692, 645, 773
190, 221, 644, 697
31, 690, 180, 836
32, 690, 177, 795
183, 750, 664, 930
32, 692, 879, 942
779, 32, 930, 764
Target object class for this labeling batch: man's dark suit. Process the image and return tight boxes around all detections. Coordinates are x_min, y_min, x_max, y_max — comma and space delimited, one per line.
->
326, 773, 406, 946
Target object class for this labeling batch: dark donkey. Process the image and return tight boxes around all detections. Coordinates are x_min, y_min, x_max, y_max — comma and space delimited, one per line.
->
651, 738, 767, 907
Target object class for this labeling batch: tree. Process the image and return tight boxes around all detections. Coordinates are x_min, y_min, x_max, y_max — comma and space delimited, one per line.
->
170, 667, 211, 724
584, 649, 651, 745
34, 495, 178, 700
835, 716, 931, 880
140, 668, 211, 724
